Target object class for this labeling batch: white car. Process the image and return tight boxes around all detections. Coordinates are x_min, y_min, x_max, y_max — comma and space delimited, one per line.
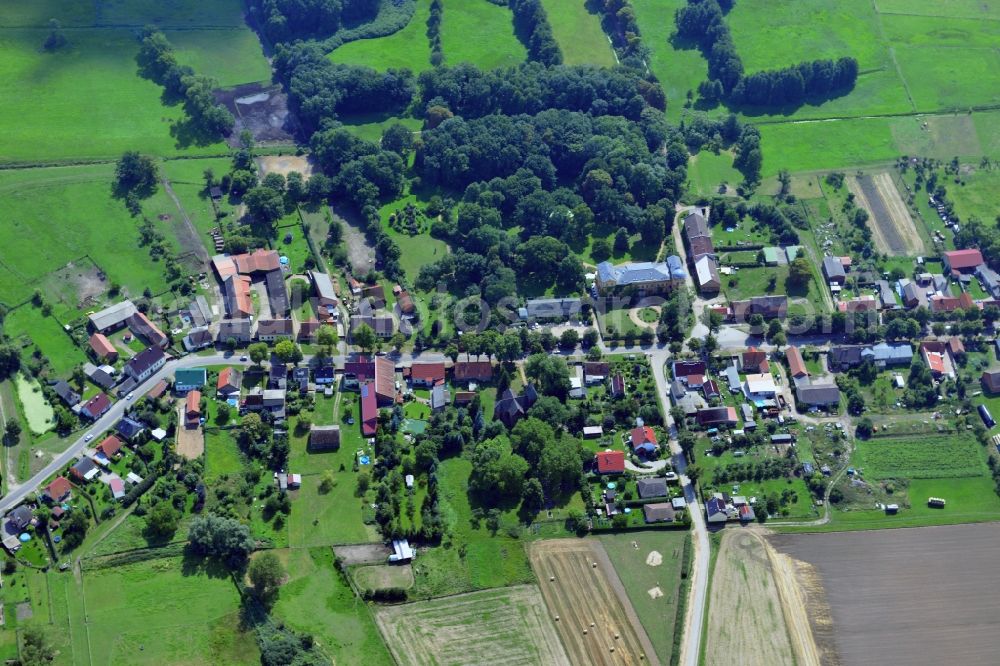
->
84, 433, 93, 442
126, 393, 134, 401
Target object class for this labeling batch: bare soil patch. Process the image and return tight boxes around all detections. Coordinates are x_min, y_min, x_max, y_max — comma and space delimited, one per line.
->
705, 529, 815, 666
333, 543, 390, 565
770, 523, 1000, 666
257, 155, 314, 180
41, 258, 108, 310
175, 404, 204, 460
332, 204, 376, 275
847, 173, 923, 256
529, 539, 660, 666
215, 83, 297, 145
352, 564, 413, 592
645, 550, 662, 566
374, 585, 570, 666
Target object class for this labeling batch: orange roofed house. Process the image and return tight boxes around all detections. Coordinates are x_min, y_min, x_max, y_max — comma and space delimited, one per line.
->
595, 450, 625, 475
185, 390, 202, 428
88, 333, 118, 362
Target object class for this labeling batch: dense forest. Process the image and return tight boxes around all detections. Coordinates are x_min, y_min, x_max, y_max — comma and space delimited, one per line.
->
248, 0, 380, 43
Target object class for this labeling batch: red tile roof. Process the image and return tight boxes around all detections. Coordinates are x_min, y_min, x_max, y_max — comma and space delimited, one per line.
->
82, 393, 111, 418
409, 362, 445, 385
397, 291, 415, 314
96, 435, 124, 458
360, 381, 378, 436
44, 476, 71, 501
631, 426, 658, 447
786, 346, 808, 377
925, 351, 945, 374
595, 450, 625, 474
218, 367, 235, 390
374, 356, 395, 404
148, 379, 168, 399
234, 249, 280, 274
742, 348, 769, 373
453, 360, 493, 382
89, 333, 116, 359
185, 390, 201, 416
943, 249, 984, 271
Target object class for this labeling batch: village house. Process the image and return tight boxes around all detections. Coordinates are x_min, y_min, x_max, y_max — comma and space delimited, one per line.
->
683, 211, 714, 262
696, 406, 739, 428
314, 365, 336, 386
406, 362, 446, 387
80, 393, 112, 420
452, 359, 493, 384
796, 384, 841, 408
521, 298, 582, 322
742, 373, 777, 400
637, 477, 668, 499
630, 425, 659, 456
95, 435, 124, 465
183, 327, 214, 352
943, 249, 984, 275
216, 319, 253, 345
115, 417, 145, 441
584, 361, 609, 385
256, 318, 294, 342
360, 382, 378, 436
124, 346, 166, 382
694, 255, 720, 294
610, 373, 626, 398
127, 312, 168, 349
71, 457, 99, 482
298, 319, 322, 342
431, 384, 450, 411
594, 450, 625, 475
822, 256, 847, 285
88, 333, 118, 362
174, 368, 206, 393
739, 348, 769, 374
217, 367, 242, 398
672, 360, 707, 384
863, 342, 913, 368
350, 313, 395, 339
310, 270, 338, 308
729, 296, 788, 321
343, 356, 395, 404
185, 391, 202, 428
828, 345, 864, 370
875, 280, 898, 309
43, 476, 72, 503
919, 339, 963, 379
52, 381, 80, 408
976, 264, 1000, 299
981, 371, 1000, 394
244, 388, 286, 422
643, 503, 675, 524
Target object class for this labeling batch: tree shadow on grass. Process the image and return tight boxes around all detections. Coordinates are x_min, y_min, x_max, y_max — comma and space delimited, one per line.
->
181, 550, 235, 580
171, 118, 226, 149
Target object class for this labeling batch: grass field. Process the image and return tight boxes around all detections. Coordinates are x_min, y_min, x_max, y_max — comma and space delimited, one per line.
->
3, 307, 87, 376
539, 0, 616, 67
856, 434, 986, 479
0, 164, 178, 308
378, 192, 450, 280
82, 556, 258, 666
0, 28, 231, 163
688, 150, 741, 196
272, 547, 394, 666
329, 0, 432, 72
375, 585, 570, 665
598, 531, 690, 665
166, 29, 271, 87
440, 0, 526, 70
204, 429, 245, 481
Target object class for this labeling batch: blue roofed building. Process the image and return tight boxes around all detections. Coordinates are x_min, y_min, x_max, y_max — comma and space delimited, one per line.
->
595, 259, 684, 295
863, 342, 913, 367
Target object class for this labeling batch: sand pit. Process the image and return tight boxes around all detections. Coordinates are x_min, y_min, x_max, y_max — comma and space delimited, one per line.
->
646, 551, 663, 566
257, 155, 314, 180
647, 586, 663, 599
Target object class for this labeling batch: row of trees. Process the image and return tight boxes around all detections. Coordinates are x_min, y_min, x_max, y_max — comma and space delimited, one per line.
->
427, 0, 443, 66
677, 0, 858, 109
509, 0, 562, 66
137, 28, 234, 139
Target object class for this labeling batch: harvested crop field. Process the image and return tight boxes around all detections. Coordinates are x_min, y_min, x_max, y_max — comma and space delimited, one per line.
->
529, 539, 659, 666
770, 523, 1000, 666
374, 585, 569, 666
847, 172, 923, 255
705, 530, 820, 666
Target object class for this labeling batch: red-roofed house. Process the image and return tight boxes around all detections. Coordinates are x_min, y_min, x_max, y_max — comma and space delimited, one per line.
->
453, 359, 493, 384
740, 348, 769, 374
96, 435, 124, 459
943, 249, 984, 274
786, 346, 808, 379
408, 362, 445, 387
185, 390, 202, 428
595, 450, 625, 475
217, 367, 242, 398
630, 426, 659, 455
234, 249, 280, 274
43, 476, 72, 503
81, 393, 112, 420
360, 381, 378, 437
89, 333, 118, 362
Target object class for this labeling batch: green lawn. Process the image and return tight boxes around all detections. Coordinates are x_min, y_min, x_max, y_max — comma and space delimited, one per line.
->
339, 112, 422, 144
378, 192, 450, 281
204, 429, 245, 482
0, 29, 226, 163
329, 0, 432, 72
83, 556, 258, 666
440, 0, 526, 70
688, 150, 741, 196
539, 0, 616, 67
597, 530, 689, 665
856, 434, 987, 479
632, 0, 711, 122
166, 28, 271, 87
895, 45, 1000, 112
758, 117, 899, 177
3, 306, 87, 376
272, 547, 394, 666
0, 164, 180, 308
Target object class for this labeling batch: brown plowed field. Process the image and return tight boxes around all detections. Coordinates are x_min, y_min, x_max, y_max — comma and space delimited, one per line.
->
374, 585, 569, 666
770, 523, 1000, 666
847, 172, 923, 256
529, 539, 660, 666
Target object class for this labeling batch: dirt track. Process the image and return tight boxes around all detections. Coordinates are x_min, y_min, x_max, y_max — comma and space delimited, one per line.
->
848, 173, 923, 256
705, 529, 819, 666
770, 523, 1000, 666
530, 539, 659, 666
175, 404, 204, 460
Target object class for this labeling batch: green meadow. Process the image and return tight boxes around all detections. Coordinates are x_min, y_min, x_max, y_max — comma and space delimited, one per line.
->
328, 0, 433, 72
440, 0, 526, 70
539, 0, 616, 67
